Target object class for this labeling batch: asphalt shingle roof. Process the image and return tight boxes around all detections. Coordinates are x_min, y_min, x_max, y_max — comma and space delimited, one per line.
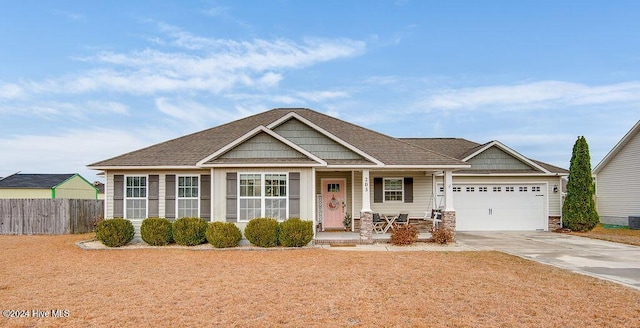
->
0, 174, 75, 189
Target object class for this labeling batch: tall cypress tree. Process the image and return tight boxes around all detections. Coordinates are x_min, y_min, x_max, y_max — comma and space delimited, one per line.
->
562, 136, 599, 231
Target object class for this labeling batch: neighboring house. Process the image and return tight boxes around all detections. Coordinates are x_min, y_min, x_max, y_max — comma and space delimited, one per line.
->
0, 173, 98, 200
88, 108, 567, 235
93, 181, 105, 200
593, 120, 640, 226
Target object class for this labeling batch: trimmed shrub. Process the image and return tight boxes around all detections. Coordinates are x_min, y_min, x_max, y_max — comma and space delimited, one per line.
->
279, 218, 313, 247
244, 217, 279, 247
390, 224, 419, 246
140, 217, 173, 246
206, 222, 242, 248
96, 218, 134, 247
172, 217, 208, 246
431, 227, 454, 245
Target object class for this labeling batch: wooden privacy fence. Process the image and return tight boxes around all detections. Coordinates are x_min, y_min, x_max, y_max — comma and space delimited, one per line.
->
0, 199, 104, 235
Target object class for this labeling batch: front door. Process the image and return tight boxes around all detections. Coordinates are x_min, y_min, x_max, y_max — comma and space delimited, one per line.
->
321, 179, 346, 230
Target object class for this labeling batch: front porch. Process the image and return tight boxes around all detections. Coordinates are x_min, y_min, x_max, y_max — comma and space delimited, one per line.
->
314, 218, 435, 244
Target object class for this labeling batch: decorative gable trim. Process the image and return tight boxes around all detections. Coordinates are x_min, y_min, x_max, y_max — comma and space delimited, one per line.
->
196, 125, 327, 167
593, 120, 640, 174
266, 112, 385, 167
462, 140, 551, 174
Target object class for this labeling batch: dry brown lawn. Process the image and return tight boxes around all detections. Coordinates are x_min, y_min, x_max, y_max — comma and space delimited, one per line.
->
1, 234, 639, 327
570, 224, 640, 246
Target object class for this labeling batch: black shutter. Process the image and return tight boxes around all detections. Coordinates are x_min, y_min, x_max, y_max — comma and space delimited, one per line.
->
226, 172, 237, 222
200, 175, 211, 220
148, 175, 159, 217
404, 177, 413, 203
113, 175, 124, 217
289, 172, 300, 218
373, 177, 383, 203
165, 175, 176, 220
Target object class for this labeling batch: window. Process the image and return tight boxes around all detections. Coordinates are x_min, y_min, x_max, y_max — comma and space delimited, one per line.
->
466, 187, 475, 192
177, 176, 199, 218
439, 186, 444, 193
384, 178, 403, 201
519, 186, 528, 192
479, 187, 488, 192
532, 186, 541, 192
453, 187, 461, 192
327, 183, 340, 192
239, 173, 287, 221
493, 186, 502, 192
125, 176, 147, 219
505, 186, 514, 192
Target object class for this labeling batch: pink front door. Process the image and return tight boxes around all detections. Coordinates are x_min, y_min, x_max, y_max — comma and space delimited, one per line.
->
321, 179, 346, 229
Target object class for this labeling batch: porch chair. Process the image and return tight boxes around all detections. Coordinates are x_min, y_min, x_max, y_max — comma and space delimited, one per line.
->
424, 209, 442, 230
394, 213, 409, 227
372, 213, 386, 233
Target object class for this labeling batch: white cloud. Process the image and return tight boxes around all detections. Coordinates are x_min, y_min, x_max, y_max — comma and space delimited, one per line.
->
295, 91, 349, 102
155, 97, 242, 129
420, 81, 640, 111
0, 82, 24, 99
0, 100, 129, 118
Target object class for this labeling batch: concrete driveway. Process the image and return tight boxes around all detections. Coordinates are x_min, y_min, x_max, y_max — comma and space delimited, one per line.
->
455, 231, 640, 291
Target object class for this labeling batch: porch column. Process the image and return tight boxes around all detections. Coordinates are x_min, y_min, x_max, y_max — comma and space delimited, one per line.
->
442, 170, 456, 231
359, 170, 373, 243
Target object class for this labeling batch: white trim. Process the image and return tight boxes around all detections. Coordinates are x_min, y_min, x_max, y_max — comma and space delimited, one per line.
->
88, 165, 200, 170
452, 173, 566, 177
593, 120, 640, 174
175, 174, 200, 219
210, 168, 215, 222
237, 172, 289, 222
104, 169, 108, 219
266, 112, 386, 167
196, 126, 327, 167
461, 140, 551, 174
382, 165, 471, 169
203, 163, 322, 168
123, 174, 149, 220
351, 171, 355, 232
312, 167, 317, 237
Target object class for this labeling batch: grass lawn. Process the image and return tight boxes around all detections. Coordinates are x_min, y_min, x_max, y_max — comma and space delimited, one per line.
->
570, 224, 640, 246
1, 234, 639, 327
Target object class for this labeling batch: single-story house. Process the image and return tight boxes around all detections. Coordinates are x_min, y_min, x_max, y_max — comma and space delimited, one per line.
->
593, 120, 640, 226
0, 173, 99, 200
88, 108, 567, 238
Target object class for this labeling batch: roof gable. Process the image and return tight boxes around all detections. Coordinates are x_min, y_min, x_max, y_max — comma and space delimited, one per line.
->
594, 120, 640, 174
462, 141, 550, 173
0, 174, 76, 189
198, 126, 326, 166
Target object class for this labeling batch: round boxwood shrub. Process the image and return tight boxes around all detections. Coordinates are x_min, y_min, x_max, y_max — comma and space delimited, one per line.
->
172, 217, 208, 246
96, 218, 134, 247
278, 218, 313, 247
206, 222, 242, 248
244, 217, 280, 247
140, 217, 173, 246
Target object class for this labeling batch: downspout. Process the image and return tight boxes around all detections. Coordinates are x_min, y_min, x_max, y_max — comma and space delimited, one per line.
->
52, 187, 56, 199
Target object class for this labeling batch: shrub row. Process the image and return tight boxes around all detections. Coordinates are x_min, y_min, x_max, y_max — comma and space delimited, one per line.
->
97, 217, 313, 248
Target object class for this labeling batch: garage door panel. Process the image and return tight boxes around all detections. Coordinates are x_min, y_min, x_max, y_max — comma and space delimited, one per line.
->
438, 184, 546, 231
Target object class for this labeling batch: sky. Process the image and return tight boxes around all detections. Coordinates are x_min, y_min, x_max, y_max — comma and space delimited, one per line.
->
1, 0, 639, 182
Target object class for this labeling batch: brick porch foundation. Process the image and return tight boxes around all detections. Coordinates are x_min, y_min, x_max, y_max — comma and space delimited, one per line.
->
359, 211, 373, 244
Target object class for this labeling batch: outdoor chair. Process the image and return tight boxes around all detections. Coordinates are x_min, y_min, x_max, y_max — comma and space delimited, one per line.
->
372, 213, 386, 233
424, 209, 442, 230
394, 213, 409, 226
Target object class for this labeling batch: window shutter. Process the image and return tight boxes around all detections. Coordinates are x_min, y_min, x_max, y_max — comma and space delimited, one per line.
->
200, 175, 211, 220
373, 177, 383, 203
289, 172, 300, 218
113, 175, 124, 217
165, 175, 176, 220
404, 177, 413, 203
226, 172, 237, 222
148, 175, 160, 217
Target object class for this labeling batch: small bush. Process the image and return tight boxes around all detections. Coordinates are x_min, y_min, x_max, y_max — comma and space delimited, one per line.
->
172, 217, 208, 246
96, 218, 134, 247
206, 222, 242, 248
140, 217, 173, 246
244, 217, 279, 247
390, 224, 419, 246
431, 227, 455, 244
279, 218, 313, 247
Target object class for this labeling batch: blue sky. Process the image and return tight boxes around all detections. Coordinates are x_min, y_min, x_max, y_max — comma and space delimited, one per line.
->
1, 1, 639, 182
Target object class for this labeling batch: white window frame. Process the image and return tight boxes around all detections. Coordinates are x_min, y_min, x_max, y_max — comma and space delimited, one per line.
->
238, 172, 289, 222
176, 175, 200, 219
124, 175, 148, 220
383, 177, 404, 202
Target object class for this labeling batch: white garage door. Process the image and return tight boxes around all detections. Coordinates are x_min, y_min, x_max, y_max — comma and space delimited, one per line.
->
438, 184, 546, 231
